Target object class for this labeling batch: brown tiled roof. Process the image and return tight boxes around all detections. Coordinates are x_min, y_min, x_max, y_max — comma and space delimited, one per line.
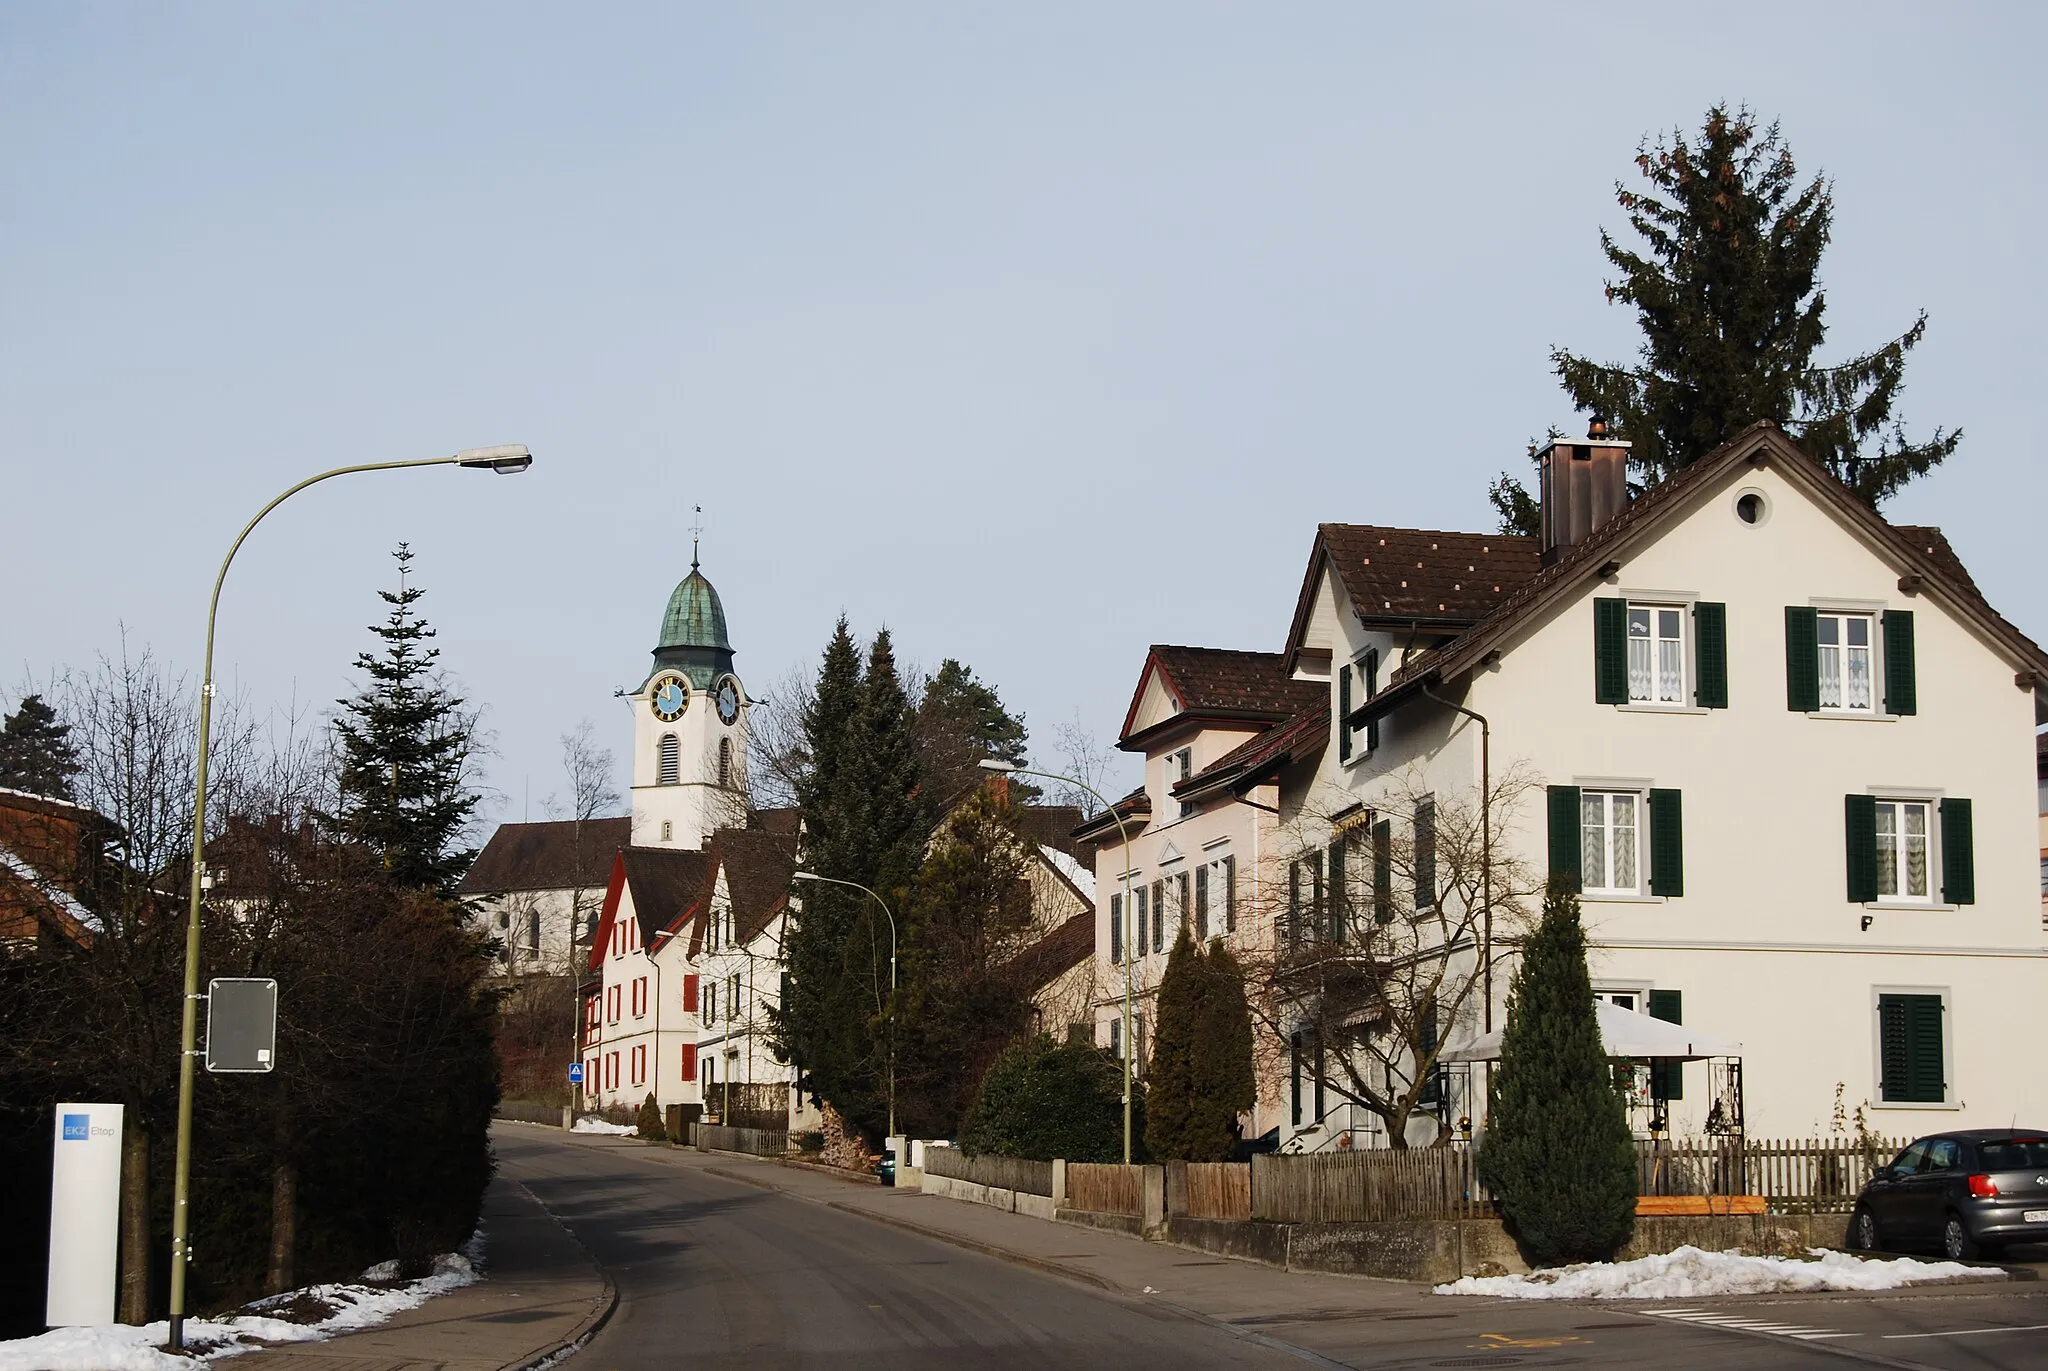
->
748, 807, 801, 836
1319, 525, 1542, 624
1178, 702, 1331, 801
620, 846, 715, 946
1014, 804, 1087, 861
1004, 909, 1093, 993
1072, 786, 1152, 846
459, 817, 631, 894
1121, 646, 1323, 749
1387, 424, 2048, 695
713, 828, 797, 947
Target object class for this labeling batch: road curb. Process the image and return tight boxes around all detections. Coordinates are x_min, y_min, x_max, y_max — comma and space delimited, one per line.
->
497, 1180, 621, 1371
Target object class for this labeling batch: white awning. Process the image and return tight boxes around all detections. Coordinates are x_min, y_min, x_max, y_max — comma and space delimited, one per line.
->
1439, 1000, 1743, 1064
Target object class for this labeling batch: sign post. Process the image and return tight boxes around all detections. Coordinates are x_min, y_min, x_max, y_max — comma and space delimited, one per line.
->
47, 1103, 123, 1327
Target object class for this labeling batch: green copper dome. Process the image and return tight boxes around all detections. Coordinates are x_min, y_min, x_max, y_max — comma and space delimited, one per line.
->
658, 564, 731, 653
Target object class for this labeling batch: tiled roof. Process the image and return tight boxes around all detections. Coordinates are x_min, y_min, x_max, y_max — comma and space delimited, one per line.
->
459, 817, 631, 894
1004, 909, 1093, 993
713, 828, 797, 947
1013, 804, 1087, 861
748, 807, 801, 836
1151, 645, 1326, 718
1178, 702, 1331, 800
1071, 786, 1152, 846
1318, 525, 1543, 624
620, 847, 715, 947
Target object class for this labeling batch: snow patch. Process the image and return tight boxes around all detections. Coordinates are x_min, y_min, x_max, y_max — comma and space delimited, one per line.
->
570, 1117, 637, 1135
0, 1234, 483, 1370
1039, 846, 1096, 900
1434, 1245, 2001, 1300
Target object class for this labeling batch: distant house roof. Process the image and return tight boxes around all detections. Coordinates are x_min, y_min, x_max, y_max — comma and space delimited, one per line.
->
1071, 786, 1152, 846
460, 817, 631, 895
1004, 909, 1093, 995
748, 807, 801, 836
709, 828, 797, 949
1013, 804, 1087, 862
0, 842, 99, 941
1119, 645, 1323, 751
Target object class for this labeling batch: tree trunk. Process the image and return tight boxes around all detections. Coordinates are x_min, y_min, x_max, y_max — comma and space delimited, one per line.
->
118, 1123, 149, 1324
265, 1159, 297, 1295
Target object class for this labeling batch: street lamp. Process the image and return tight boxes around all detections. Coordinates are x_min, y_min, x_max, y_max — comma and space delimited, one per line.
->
789, 871, 897, 1140
166, 445, 533, 1351
978, 759, 1139, 1164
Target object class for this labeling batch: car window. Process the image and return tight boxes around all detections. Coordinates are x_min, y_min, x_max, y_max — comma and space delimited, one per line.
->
1978, 1139, 2048, 1171
1889, 1142, 1929, 1175
1923, 1138, 1961, 1172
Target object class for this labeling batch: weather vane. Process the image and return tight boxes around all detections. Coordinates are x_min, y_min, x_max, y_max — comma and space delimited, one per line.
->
691, 504, 704, 568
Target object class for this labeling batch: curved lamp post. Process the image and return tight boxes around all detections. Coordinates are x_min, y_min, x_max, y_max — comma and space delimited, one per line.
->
789, 871, 897, 1140
977, 759, 1138, 1164
167, 445, 532, 1350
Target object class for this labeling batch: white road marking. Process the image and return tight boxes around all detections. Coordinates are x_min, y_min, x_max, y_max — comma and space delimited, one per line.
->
1643, 1307, 1859, 1341
1882, 1321, 2048, 1340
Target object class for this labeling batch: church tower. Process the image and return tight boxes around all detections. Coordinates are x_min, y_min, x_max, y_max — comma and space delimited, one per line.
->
629, 552, 750, 849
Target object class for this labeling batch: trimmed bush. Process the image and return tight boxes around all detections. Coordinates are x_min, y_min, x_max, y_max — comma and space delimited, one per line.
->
960, 1035, 1141, 1163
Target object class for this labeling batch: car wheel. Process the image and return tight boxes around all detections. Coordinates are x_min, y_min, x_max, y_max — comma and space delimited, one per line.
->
1942, 1214, 1981, 1262
1851, 1206, 1881, 1252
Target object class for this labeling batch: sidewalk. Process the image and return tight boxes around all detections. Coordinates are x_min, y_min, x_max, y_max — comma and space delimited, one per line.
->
234, 1173, 614, 1371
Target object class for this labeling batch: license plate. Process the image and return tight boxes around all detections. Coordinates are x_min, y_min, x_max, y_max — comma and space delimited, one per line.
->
2026, 1209, 2048, 1223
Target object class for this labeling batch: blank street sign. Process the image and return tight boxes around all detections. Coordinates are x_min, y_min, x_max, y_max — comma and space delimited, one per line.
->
206, 978, 278, 1073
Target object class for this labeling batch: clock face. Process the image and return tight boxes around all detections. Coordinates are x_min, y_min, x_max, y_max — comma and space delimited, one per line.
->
650, 675, 690, 723
715, 676, 742, 725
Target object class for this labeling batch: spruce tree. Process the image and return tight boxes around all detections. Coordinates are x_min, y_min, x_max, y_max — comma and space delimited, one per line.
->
1144, 926, 1201, 1160
0, 694, 81, 800
1187, 939, 1256, 1162
915, 659, 1034, 807
1476, 883, 1637, 1266
1497, 104, 1957, 521
329, 546, 480, 896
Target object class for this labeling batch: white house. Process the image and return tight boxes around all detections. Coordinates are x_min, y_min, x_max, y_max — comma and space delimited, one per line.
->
1281, 422, 2048, 1145
686, 826, 799, 1127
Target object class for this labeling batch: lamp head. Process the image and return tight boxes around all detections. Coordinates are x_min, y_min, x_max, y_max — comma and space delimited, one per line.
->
790, 871, 820, 883
977, 759, 1022, 773
454, 444, 534, 474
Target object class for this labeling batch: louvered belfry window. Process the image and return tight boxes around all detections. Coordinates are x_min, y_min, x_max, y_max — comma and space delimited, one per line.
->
658, 733, 681, 785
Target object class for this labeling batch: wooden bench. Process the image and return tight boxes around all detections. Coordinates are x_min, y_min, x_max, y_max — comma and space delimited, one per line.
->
1636, 1194, 1769, 1217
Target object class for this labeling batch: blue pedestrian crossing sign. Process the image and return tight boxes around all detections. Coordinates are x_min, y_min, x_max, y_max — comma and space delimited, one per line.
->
568, 1063, 584, 1084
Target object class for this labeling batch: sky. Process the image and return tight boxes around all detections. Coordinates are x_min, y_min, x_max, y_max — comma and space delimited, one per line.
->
5, 3, 2043, 824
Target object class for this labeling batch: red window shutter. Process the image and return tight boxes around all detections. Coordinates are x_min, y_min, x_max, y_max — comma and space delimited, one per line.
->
681, 1043, 697, 1081
684, 974, 700, 1013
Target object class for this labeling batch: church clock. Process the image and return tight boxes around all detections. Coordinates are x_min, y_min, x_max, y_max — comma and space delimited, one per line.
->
714, 675, 742, 725
650, 674, 690, 722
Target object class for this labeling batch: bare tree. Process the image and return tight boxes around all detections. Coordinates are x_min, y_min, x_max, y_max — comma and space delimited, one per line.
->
1038, 711, 1119, 818
1240, 764, 1542, 1149
746, 662, 816, 811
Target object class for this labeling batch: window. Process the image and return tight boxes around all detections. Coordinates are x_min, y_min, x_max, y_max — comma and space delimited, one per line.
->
1288, 851, 1323, 947
704, 982, 719, 1026
1627, 605, 1688, 704
728, 974, 741, 1023
1338, 649, 1381, 759
660, 819, 672, 842
1875, 799, 1933, 903
606, 1051, 619, 1090
1817, 612, 1875, 711
1876, 991, 1947, 1104
718, 737, 733, 788
1108, 1016, 1121, 1058
525, 909, 541, 954
1171, 749, 1194, 820
1109, 892, 1123, 962
658, 733, 681, 785
1581, 790, 1641, 895
607, 985, 620, 1023
631, 1044, 646, 1085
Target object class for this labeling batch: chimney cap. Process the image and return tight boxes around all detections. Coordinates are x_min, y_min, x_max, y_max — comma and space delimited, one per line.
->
1587, 416, 1609, 439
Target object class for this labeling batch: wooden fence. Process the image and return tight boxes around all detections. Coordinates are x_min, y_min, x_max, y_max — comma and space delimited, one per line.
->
692, 1123, 789, 1157
1182, 1162, 1252, 1221
1251, 1149, 1491, 1222
1636, 1136, 1904, 1213
923, 1149, 1055, 1197
1066, 1163, 1142, 1216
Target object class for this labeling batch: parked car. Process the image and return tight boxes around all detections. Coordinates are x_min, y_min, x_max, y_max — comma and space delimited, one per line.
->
1851, 1129, 2048, 1260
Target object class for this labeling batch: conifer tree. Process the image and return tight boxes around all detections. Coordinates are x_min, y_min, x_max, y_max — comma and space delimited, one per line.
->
1497, 104, 1957, 522
1144, 926, 1201, 1160
329, 546, 480, 896
1188, 939, 1256, 1161
1476, 883, 1636, 1266
0, 694, 81, 800
915, 659, 1033, 807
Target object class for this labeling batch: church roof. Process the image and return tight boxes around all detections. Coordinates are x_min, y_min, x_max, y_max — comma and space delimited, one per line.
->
658, 563, 732, 653
459, 817, 631, 894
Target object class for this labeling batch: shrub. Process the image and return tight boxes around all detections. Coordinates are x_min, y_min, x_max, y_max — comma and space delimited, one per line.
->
636, 1092, 664, 1140
960, 1035, 1141, 1162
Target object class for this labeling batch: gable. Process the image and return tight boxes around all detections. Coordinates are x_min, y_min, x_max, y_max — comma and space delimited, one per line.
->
1123, 659, 1184, 740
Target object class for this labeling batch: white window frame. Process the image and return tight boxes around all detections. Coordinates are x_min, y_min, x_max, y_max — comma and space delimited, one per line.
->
1872, 796, 1937, 906
1815, 609, 1877, 714
1625, 601, 1690, 707
1593, 986, 1649, 1014
1580, 787, 1647, 897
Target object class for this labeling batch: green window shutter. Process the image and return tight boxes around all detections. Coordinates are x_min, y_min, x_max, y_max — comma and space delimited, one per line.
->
1648, 788, 1684, 898
1110, 893, 1122, 962
1694, 602, 1729, 709
1878, 994, 1946, 1103
1372, 819, 1393, 924
1194, 864, 1209, 940
1648, 989, 1683, 1100
1883, 610, 1917, 716
1363, 649, 1381, 752
1594, 598, 1630, 703
1287, 862, 1300, 949
1547, 785, 1583, 892
1327, 838, 1347, 943
1223, 854, 1237, 933
1414, 799, 1437, 909
1338, 664, 1353, 762
1940, 797, 1974, 905
1418, 999, 1441, 1105
1151, 879, 1164, 954
1785, 607, 1820, 711
1844, 794, 1879, 902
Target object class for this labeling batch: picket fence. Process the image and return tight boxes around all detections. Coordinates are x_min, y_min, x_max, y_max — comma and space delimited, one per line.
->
1252, 1148, 1491, 1222
923, 1149, 1055, 1197
1182, 1162, 1253, 1222
1637, 1135, 1906, 1213
1066, 1163, 1142, 1216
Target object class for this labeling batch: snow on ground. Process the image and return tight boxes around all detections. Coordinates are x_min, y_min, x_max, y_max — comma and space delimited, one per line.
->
570, 1117, 637, 1135
0, 1237, 482, 1371
1434, 1245, 2001, 1300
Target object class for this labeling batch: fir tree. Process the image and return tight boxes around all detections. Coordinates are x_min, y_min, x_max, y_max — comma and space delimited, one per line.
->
1187, 939, 1256, 1162
1498, 104, 1957, 520
0, 694, 81, 800
915, 658, 1033, 807
1476, 882, 1637, 1266
1144, 926, 1201, 1160
329, 546, 480, 896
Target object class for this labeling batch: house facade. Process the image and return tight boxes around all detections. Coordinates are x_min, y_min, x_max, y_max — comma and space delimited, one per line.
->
1294, 423, 2048, 1143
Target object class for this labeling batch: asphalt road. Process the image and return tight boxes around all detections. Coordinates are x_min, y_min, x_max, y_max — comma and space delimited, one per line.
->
496, 1129, 2048, 1371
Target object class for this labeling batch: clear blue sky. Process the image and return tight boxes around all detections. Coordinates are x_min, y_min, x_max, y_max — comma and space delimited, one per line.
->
5, 3, 2042, 819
